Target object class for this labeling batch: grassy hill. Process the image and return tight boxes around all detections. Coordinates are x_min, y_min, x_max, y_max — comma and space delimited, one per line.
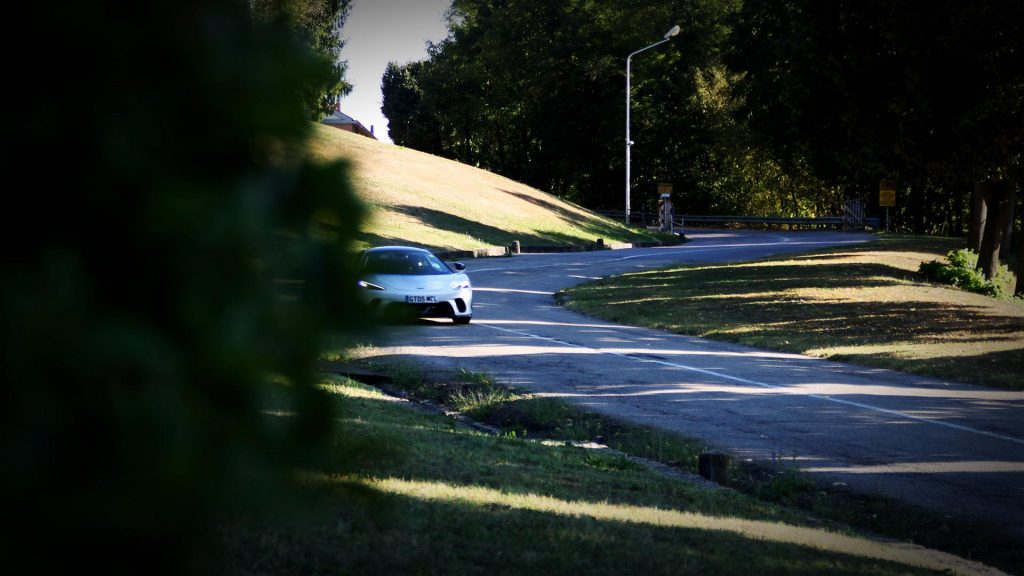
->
307, 125, 662, 251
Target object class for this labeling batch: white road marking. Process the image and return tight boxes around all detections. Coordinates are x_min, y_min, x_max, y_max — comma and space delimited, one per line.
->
477, 322, 1024, 447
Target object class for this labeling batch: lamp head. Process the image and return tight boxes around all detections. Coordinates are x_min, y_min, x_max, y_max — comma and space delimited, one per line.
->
664, 25, 681, 39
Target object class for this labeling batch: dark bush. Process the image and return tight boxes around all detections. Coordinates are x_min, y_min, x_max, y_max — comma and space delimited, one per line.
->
919, 249, 1002, 297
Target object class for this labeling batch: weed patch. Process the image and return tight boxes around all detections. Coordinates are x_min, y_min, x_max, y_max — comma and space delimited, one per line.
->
919, 248, 1017, 298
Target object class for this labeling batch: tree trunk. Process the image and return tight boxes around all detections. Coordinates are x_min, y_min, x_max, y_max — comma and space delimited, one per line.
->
1015, 182, 1024, 297
1016, 215, 1024, 297
910, 181, 924, 234
976, 181, 1012, 280
999, 185, 1017, 260
969, 183, 988, 252
953, 186, 965, 237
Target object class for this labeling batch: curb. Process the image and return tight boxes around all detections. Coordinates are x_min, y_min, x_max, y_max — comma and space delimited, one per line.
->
324, 362, 719, 489
434, 236, 685, 261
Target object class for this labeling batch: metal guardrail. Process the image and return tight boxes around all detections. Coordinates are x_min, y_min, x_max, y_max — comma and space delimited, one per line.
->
682, 215, 840, 225
681, 215, 881, 229
595, 211, 880, 230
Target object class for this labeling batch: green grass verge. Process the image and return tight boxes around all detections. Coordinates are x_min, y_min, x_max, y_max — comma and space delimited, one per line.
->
560, 234, 1024, 390
368, 363, 1024, 575
389, 367, 706, 467
222, 374, 1000, 575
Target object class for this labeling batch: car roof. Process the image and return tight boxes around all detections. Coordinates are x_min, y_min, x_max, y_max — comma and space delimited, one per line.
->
364, 246, 432, 254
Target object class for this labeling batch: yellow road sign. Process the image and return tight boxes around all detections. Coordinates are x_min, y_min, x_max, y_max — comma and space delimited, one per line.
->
879, 180, 896, 207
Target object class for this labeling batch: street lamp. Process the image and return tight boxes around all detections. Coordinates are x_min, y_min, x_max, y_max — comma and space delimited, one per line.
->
625, 24, 680, 225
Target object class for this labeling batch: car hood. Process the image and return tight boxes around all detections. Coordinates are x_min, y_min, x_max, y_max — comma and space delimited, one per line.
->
362, 273, 463, 291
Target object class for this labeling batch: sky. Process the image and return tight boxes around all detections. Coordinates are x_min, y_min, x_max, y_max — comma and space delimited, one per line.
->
339, 0, 451, 144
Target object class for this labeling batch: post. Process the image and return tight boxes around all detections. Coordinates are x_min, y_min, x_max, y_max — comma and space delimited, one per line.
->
625, 54, 632, 225
625, 26, 679, 227
658, 187, 673, 233
698, 452, 732, 483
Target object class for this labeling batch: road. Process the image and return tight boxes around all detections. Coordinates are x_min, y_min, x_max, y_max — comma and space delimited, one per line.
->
362, 229, 1024, 537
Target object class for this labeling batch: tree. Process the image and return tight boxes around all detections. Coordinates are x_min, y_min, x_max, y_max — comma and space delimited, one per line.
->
251, 0, 355, 119
1017, 210, 1024, 296
381, 62, 422, 146
731, 0, 1023, 273
381, 0, 1022, 238
969, 185, 989, 252
977, 181, 1014, 279
382, 0, 770, 212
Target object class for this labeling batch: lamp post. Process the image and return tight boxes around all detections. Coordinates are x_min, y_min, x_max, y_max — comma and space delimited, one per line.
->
625, 24, 680, 225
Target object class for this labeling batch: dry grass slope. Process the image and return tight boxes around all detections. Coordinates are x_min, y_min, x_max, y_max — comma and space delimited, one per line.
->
308, 125, 658, 250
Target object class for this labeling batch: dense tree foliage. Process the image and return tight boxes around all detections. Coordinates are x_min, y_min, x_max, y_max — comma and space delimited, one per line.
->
383, 0, 1022, 281
252, 0, 354, 118
4, 0, 365, 572
732, 0, 1022, 277
383, 0, 824, 216
378, 0, 852, 215
732, 1, 1022, 226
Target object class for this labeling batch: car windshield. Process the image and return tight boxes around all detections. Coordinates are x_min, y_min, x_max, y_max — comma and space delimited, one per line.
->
362, 250, 452, 275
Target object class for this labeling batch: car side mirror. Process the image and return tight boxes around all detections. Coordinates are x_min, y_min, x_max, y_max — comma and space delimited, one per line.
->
453, 262, 466, 271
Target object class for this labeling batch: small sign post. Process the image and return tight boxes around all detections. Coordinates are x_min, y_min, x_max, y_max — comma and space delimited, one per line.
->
879, 179, 896, 231
658, 183, 673, 233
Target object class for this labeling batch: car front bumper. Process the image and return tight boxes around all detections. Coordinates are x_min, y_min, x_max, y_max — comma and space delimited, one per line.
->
360, 286, 473, 319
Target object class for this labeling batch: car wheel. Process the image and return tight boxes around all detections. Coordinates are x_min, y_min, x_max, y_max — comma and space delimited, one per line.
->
453, 315, 472, 325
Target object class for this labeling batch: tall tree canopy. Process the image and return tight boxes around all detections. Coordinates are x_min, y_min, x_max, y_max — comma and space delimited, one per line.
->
731, 1, 1023, 218
383, 0, 1021, 232
382, 0, 1021, 284
731, 0, 1023, 271
252, 0, 354, 118
382, 0, 822, 215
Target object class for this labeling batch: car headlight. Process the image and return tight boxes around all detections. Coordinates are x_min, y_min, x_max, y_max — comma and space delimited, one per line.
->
450, 280, 471, 290
358, 280, 385, 291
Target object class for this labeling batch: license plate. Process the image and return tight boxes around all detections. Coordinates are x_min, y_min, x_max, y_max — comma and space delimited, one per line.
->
405, 295, 437, 303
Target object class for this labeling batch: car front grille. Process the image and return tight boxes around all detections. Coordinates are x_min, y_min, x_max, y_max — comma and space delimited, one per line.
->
383, 301, 455, 317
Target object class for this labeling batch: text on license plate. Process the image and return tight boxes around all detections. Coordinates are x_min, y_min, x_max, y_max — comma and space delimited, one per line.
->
406, 295, 437, 303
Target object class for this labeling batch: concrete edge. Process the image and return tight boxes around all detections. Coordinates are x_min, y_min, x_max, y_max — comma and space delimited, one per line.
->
434, 237, 685, 261
324, 362, 721, 490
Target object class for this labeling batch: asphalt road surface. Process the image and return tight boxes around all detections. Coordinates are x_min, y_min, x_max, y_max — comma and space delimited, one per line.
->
363, 229, 1024, 538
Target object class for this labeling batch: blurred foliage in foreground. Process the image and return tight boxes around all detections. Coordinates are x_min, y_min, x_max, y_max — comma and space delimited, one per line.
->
2, 1, 364, 572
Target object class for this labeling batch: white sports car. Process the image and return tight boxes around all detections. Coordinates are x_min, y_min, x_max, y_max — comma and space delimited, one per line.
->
356, 246, 473, 324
